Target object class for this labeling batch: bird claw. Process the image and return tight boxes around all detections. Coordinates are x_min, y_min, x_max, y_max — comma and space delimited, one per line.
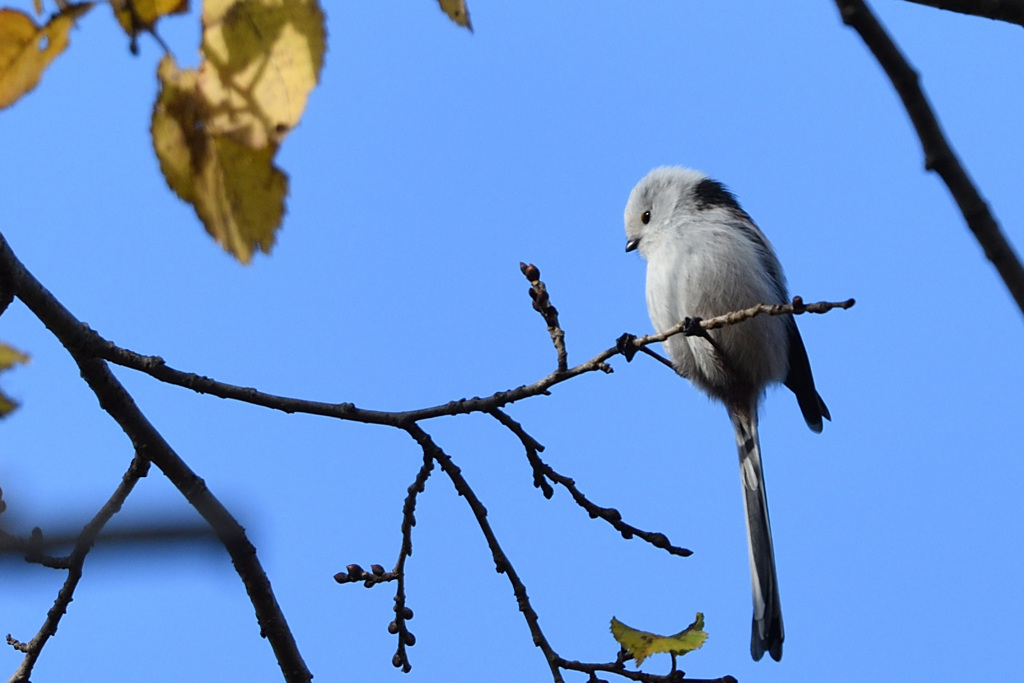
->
681, 316, 704, 336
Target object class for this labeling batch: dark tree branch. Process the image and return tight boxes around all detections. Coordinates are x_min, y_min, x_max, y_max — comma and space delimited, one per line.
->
94, 297, 852, 425
556, 656, 738, 683
6, 455, 148, 683
2, 521, 218, 560
1, 225, 851, 682
903, 0, 1024, 27
521, 262, 569, 372
837, 0, 1024, 315
0, 233, 313, 683
388, 452, 433, 672
489, 409, 692, 557
403, 422, 566, 683
332, 454, 432, 672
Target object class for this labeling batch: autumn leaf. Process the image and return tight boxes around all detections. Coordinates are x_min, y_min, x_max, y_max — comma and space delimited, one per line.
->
0, 342, 29, 418
152, 56, 287, 264
436, 0, 471, 31
200, 0, 326, 148
150, 0, 325, 263
111, 0, 189, 39
610, 613, 708, 666
0, 4, 92, 111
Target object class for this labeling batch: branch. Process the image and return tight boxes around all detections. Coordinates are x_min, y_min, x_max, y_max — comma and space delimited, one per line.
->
0, 232, 313, 683
521, 262, 569, 371
489, 409, 692, 557
836, 0, 1024, 316
403, 422, 566, 683
2, 236, 850, 681
334, 454, 434, 672
6, 456, 148, 682
617, 297, 855, 363
95, 296, 852, 425
2, 521, 218, 561
902, 0, 1024, 26
556, 656, 737, 683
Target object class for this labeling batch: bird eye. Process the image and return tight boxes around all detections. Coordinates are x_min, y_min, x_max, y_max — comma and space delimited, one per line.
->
641, 210, 651, 225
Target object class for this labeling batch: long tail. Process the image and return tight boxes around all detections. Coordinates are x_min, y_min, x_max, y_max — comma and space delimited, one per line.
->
729, 407, 784, 662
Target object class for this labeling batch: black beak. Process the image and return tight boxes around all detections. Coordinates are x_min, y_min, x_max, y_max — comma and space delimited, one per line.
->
625, 239, 640, 252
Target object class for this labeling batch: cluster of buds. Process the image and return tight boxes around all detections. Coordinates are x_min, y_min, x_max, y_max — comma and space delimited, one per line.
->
333, 562, 392, 587
520, 262, 560, 327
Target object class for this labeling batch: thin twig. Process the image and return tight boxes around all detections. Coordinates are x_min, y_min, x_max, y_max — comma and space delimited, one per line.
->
95, 298, 853, 425
618, 297, 856, 360
403, 422, 565, 683
390, 453, 433, 672
0, 233, 313, 683
489, 409, 691, 557
7, 456, 149, 683
2, 521, 218, 560
557, 656, 737, 683
837, 0, 1024, 315
521, 262, 569, 372
902, 0, 1024, 27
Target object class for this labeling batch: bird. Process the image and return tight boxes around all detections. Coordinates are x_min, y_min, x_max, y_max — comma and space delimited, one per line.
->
622, 166, 830, 662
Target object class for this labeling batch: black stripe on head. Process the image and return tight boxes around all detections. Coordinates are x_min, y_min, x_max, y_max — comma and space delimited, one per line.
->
694, 177, 788, 302
694, 178, 744, 213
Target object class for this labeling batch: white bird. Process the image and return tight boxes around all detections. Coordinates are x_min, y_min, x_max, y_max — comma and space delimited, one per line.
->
623, 166, 830, 662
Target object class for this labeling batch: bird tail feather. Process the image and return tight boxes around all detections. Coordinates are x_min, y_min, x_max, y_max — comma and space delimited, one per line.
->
730, 408, 784, 662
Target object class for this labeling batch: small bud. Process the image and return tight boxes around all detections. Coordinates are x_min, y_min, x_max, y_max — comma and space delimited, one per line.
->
333, 572, 350, 583
388, 621, 399, 634
346, 564, 364, 578
602, 508, 622, 522
649, 532, 669, 548
392, 653, 404, 668
520, 262, 540, 281
402, 606, 414, 620
403, 631, 416, 646
371, 564, 385, 576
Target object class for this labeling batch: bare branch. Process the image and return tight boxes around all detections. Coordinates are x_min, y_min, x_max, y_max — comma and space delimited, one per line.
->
2, 521, 218, 560
618, 297, 856, 361
95, 293, 852, 425
388, 453, 433, 672
556, 656, 738, 683
0, 233, 313, 683
837, 0, 1024, 315
7, 456, 148, 683
490, 409, 692, 557
403, 422, 566, 683
902, 0, 1024, 27
521, 262, 569, 372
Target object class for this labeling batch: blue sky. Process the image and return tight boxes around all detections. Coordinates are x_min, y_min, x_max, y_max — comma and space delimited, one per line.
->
2, 1, 1023, 681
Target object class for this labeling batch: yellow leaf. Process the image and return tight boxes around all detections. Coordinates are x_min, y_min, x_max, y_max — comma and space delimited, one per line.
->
200, 0, 326, 148
152, 56, 287, 263
436, 0, 472, 31
0, 4, 92, 110
111, 0, 188, 37
610, 613, 708, 666
0, 342, 29, 418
